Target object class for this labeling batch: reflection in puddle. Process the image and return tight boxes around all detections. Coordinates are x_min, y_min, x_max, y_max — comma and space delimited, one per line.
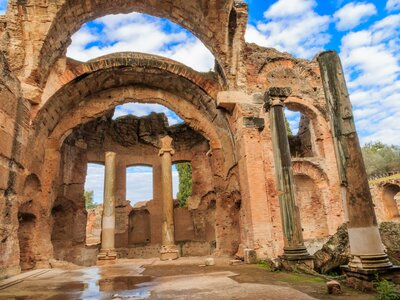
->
54, 268, 153, 299
99, 276, 153, 291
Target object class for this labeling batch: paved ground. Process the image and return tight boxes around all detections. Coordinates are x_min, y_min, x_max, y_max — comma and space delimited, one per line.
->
0, 257, 375, 300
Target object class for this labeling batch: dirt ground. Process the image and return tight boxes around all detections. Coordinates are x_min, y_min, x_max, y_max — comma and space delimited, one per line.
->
0, 257, 375, 300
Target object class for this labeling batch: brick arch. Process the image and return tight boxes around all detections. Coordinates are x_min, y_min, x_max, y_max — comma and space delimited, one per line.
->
34, 0, 236, 86
47, 87, 224, 151
285, 96, 331, 158
259, 59, 319, 80
258, 59, 321, 92
41, 53, 221, 107
292, 160, 329, 189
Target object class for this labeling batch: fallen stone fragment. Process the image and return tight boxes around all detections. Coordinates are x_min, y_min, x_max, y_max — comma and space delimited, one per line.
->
327, 280, 342, 295
230, 259, 244, 266
205, 258, 215, 266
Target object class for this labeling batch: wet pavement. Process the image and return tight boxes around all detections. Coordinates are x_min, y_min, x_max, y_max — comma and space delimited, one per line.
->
0, 258, 375, 300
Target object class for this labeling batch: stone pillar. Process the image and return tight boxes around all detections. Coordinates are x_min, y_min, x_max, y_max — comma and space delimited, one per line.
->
265, 87, 312, 263
318, 51, 397, 286
98, 152, 117, 260
158, 136, 179, 260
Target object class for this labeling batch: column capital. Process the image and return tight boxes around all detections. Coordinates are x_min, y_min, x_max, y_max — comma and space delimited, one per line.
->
105, 151, 117, 158
159, 135, 175, 156
264, 87, 292, 111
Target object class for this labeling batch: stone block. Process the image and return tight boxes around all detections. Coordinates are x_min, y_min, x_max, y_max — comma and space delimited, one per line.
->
205, 258, 215, 266
327, 280, 342, 295
244, 249, 257, 264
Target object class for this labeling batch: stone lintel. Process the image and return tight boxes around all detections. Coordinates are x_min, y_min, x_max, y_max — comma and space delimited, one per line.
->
216, 91, 262, 112
242, 117, 265, 130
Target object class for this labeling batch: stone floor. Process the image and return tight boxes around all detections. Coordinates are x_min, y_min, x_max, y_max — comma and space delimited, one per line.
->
0, 257, 375, 300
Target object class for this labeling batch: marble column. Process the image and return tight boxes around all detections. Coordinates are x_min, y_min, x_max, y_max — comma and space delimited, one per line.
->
159, 136, 179, 260
318, 51, 393, 272
265, 87, 311, 261
98, 151, 117, 260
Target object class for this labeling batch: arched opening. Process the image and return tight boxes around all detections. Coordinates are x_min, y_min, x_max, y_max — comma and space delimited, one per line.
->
29, 51, 238, 262
67, 13, 215, 73
18, 202, 37, 271
294, 174, 329, 240
34, 0, 235, 86
85, 163, 105, 246
173, 161, 193, 208
285, 108, 316, 158
382, 184, 400, 220
126, 166, 154, 205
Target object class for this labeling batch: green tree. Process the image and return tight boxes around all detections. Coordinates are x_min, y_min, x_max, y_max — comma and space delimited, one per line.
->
176, 162, 192, 207
84, 190, 97, 210
362, 142, 400, 177
284, 115, 293, 136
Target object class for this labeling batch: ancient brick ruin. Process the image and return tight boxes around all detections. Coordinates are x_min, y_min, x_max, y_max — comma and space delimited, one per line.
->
0, 0, 398, 288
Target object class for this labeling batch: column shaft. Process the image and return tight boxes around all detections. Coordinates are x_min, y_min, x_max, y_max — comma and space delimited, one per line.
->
159, 136, 179, 260
266, 88, 311, 260
318, 51, 392, 270
161, 150, 174, 246
98, 151, 117, 260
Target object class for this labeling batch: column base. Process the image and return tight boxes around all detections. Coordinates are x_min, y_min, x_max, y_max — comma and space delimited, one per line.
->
348, 254, 393, 270
280, 246, 314, 270
282, 246, 312, 261
342, 265, 400, 291
160, 245, 179, 261
97, 249, 117, 261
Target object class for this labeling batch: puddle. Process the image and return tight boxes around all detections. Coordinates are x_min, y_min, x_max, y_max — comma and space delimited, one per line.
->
99, 276, 153, 292
52, 268, 153, 299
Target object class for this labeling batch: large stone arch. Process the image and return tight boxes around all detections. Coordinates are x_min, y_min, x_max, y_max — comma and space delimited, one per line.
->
41, 53, 222, 106
21, 0, 247, 86
25, 52, 239, 262
31, 54, 235, 170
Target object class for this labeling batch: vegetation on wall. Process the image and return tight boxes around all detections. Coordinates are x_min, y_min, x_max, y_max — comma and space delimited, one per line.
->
176, 162, 192, 207
84, 190, 97, 210
362, 142, 400, 177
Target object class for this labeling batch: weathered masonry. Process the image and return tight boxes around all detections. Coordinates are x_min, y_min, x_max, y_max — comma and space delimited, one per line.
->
0, 0, 397, 286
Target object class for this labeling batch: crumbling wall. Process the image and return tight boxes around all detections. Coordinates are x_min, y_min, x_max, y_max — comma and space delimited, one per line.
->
0, 52, 31, 278
294, 175, 329, 239
371, 180, 400, 222
51, 137, 88, 265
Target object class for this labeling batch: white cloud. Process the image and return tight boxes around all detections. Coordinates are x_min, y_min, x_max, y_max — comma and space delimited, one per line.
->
113, 103, 183, 125
340, 14, 400, 146
264, 0, 315, 18
334, 2, 377, 31
85, 163, 179, 204
245, 0, 331, 59
386, 0, 400, 11
67, 12, 214, 72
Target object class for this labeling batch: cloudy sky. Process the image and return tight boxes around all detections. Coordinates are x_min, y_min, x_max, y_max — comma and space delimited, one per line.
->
1, 0, 398, 203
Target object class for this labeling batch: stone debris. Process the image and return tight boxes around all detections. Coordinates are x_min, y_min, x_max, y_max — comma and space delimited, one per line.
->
326, 280, 342, 295
229, 259, 244, 266
205, 258, 215, 266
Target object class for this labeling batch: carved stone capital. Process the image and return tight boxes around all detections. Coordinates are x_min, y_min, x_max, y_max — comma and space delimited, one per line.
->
264, 87, 292, 111
158, 135, 175, 156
